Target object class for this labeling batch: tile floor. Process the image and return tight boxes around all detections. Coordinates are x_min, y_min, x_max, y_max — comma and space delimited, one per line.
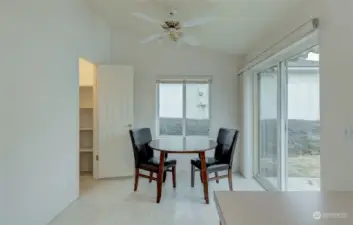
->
267, 177, 320, 191
49, 171, 263, 225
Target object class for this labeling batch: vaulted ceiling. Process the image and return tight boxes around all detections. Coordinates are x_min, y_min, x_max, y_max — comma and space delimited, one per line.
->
86, 0, 304, 55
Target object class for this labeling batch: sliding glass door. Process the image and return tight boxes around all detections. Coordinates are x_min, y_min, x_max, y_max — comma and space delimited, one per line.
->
255, 45, 320, 191
286, 46, 320, 191
157, 81, 210, 137
257, 65, 280, 189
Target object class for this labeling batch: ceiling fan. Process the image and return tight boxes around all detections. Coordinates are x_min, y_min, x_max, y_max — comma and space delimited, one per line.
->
132, 9, 215, 46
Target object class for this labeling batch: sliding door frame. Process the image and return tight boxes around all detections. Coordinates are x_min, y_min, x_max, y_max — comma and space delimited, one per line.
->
253, 61, 293, 191
251, 31, 319, 191
253, 44, 319, 191
254, 63, 282, 191
279, 61, 288, 191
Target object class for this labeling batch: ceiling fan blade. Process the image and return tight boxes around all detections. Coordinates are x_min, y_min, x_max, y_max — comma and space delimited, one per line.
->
176, 38, 183, 48
181, 35, 200, 46
140, 34, 163, 44
183, 17, 215, 28
132, 12, 163, 24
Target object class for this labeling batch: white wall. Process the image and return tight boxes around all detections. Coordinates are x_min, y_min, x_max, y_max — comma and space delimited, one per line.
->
242, 0, 353, 190
319, 0, 353, 190
244, 0, 319, 67
0, 0, 110, 224
110, 29, 240, 172
79, 58, 96, 86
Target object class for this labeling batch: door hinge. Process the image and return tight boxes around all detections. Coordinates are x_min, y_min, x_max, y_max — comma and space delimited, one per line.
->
96, 155, 99, 161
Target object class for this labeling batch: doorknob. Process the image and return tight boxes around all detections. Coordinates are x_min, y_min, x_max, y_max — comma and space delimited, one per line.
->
127, 124, 132, 128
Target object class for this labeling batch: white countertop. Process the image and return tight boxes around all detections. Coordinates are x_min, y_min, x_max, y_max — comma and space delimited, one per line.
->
214, 191, 353, 225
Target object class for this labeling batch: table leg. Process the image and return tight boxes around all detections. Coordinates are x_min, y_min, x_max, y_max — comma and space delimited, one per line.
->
156, 152, 165, 203
200, 152, 209, 204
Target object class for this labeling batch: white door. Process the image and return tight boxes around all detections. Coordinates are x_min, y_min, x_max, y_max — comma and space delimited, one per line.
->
96, 65, 134, 178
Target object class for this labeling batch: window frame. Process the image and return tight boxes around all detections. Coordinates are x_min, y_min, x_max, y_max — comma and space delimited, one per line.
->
156, 79, 211, 138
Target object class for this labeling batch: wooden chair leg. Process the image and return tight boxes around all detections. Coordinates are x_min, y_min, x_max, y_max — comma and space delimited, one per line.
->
200, 152, 209, 204
228, 169, 233, 191
149, 171, 153, 183
157, 173, 163, 203
198, 153, 203, 183
156, 153, 165, 203
134, 168, 139, 192
163, 171, 167, 183
215, 172, 219, 183
172, 166, 176, 188
191, 164, 195, 187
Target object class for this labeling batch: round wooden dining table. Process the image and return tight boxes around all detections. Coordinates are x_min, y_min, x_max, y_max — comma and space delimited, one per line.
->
149, 137, 217, 204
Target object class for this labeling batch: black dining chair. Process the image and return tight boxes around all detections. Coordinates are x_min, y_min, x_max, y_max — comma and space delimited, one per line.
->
129, 128, 177, 202
190, 128, 239, 191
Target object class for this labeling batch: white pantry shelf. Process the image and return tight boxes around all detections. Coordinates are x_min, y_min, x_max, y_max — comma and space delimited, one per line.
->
80, 148, 93, 153
80, 128, 93, 131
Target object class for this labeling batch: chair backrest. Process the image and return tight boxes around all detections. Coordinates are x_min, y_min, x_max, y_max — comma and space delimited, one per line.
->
129, 128, 154, 168
214, 128, 240, 167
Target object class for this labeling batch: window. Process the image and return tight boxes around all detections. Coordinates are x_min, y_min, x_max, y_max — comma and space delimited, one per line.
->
186, 83, 210, 136
158, 83, 183, 136
157, 79, 210, 137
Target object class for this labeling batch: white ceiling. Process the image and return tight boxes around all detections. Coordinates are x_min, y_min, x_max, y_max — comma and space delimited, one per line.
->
86, 0, 304, 55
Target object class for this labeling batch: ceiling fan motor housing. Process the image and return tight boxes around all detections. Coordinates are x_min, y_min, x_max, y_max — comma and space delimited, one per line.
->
162, 20, 182, 41
161, 21, 181, 30
132, 10, 206, 45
